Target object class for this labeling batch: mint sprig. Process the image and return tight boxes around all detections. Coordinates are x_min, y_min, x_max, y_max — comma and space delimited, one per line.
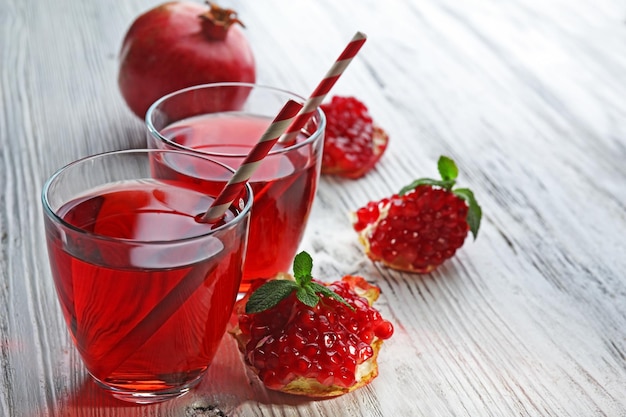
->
245, 251, 354, 314
398, 155, 482, 239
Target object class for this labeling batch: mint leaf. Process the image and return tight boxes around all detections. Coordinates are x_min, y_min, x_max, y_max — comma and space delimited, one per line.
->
296, 285, 319, 307
245, 280, 298, 313
453, 188, 482, 239
438, 156, 458, 182
310, 282, 355, 311
292, 251, 313, 286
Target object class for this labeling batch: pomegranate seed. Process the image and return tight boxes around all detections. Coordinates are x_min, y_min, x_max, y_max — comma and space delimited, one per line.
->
294, 356, 312, 374
375, 321, 395, 339
337, 367, 357, 388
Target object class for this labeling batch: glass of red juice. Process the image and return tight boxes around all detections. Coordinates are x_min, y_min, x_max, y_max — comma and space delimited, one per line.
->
145, 83, 325, 292
41, 149, 252, 404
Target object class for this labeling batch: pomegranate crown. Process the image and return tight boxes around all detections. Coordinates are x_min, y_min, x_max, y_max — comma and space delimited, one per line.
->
199, 1, 245, 40
245, 251, 354, 314
399, 155, 482, 239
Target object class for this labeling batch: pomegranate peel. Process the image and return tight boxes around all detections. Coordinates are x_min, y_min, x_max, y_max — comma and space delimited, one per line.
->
340, 275, 381, 304
230, 252, 393, 397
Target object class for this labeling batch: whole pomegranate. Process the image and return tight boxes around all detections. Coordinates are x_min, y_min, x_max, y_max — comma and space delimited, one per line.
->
118, 1, 256, 119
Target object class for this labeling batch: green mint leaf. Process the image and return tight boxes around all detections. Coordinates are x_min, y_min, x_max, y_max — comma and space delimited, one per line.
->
438, 156, 458, 182
399, 178, 455, 195
245, 280, 298, 313
453, 188, 482, 239
309, 282, 356, 311
293, 251, 313, 286
296, 285, 319, 307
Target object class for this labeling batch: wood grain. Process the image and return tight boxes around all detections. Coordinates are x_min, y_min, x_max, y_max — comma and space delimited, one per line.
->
1, 0, 625, 415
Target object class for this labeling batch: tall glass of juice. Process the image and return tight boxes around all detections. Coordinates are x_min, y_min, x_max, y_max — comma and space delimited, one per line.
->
146, 83, 325, 292
41, 149, 252, 404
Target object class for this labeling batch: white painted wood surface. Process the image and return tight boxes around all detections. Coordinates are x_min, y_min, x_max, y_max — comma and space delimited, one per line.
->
1, 0, 626, 415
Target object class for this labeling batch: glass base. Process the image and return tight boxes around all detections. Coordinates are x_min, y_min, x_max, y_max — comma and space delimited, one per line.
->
92, 373, 204, 404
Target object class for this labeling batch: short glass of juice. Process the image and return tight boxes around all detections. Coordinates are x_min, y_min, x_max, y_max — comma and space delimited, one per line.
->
41, 149, 252, 404
146, 82, 325, 292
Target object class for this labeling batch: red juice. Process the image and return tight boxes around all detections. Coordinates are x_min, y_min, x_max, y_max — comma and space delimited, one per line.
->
45, 179, 245, 392
160, 114, 321, 291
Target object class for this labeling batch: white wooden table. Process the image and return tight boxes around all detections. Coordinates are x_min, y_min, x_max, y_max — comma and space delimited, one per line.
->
2, 0, 626, 415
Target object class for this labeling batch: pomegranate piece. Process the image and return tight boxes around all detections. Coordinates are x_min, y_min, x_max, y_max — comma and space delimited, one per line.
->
118, 1, 256, 119
230, 252, 394, 397
320, 96, 388, 179
352, 156, 482, 273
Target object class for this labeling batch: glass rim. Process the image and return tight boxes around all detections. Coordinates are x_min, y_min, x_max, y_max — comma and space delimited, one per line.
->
41, 148, 253, 244
144, 82, 327, 158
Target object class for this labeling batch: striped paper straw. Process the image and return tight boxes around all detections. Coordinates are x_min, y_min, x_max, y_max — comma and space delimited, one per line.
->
201, 99, 303, 223
278, 31, 367, 145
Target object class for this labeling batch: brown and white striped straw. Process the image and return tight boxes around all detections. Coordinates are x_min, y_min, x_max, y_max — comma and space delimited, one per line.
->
201, 99, 303, 223
278, 31, 367, 145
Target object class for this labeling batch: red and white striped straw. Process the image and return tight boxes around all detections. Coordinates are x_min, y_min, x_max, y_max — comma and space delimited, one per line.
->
201, 99, 303, 223
278, 31, 367, 145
